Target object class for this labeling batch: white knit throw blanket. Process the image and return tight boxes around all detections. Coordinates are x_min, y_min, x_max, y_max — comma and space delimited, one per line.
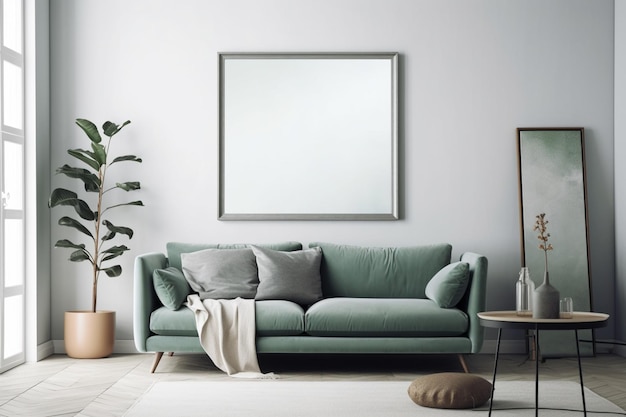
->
186, 294, 275, 378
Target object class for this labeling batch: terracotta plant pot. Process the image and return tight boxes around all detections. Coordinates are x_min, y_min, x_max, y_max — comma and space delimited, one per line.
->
64, 310, 115, 358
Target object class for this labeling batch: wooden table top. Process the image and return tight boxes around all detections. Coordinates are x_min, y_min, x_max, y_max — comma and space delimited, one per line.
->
477, 311, 609, 330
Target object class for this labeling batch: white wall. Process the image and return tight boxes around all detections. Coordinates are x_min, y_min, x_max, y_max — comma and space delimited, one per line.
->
48, 0, 616, 346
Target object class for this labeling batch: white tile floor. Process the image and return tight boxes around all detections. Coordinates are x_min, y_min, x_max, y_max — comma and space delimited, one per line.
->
0, 353, 624, 417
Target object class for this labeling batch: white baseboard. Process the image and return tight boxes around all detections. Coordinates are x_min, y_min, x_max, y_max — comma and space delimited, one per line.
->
114, 340, 141, 353
52, 339, 139, 355
37, 341, 54, 361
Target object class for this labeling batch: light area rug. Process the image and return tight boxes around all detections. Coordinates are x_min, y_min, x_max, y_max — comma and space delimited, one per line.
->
123, 380, 625, 417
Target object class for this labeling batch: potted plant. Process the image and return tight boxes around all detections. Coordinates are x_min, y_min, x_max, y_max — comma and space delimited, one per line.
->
49, 118, 142, 358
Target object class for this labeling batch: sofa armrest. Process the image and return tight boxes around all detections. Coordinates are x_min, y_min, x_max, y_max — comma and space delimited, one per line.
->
459, 252, 488, 353
133, 252, 168, 352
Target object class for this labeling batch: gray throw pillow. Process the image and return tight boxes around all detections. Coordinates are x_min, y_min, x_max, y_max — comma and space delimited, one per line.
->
251, 245, 323, 306
152, 267, 192, 310
425, 262, 470, 308
180, 248, 258, 299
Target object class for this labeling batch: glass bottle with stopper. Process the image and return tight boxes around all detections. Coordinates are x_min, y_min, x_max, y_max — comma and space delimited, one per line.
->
516, 267, 534, 316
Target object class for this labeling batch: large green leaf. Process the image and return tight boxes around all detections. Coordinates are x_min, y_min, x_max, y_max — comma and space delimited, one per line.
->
73, 199, 95, 221
54, 239, 86, 250
103, 120, 131, 137
110, 155, 142, 165
103, 200, 144, 214
101, 265, 122, 277
55, 240, 92, 264
76, 119, 102, 144
91, 142, 107, 166
116, 182, 141, 192
68, 149, 101, 171
58, 216, 93, 238
101, 245, 129, 262
69, 249, 91, 262
49, 188, 77, 208
56, 165, 100, 192
101, 220, 133, 241
49, 188, 95, 220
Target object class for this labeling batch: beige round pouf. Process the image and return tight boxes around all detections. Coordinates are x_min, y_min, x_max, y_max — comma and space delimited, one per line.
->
407, 372, 492, 409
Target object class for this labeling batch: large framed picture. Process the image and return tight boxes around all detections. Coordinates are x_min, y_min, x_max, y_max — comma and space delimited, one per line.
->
517, 127, 594, 357
218, 53, 399, 220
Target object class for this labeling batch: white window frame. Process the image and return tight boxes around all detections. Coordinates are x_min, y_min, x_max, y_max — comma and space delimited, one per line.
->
0, 0, 25, 374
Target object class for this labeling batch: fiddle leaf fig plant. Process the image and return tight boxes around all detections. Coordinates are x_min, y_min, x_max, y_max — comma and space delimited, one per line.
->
49, 119, 143, 312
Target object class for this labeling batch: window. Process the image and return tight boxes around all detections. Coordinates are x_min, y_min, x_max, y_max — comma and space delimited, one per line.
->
0, 0, 25, 374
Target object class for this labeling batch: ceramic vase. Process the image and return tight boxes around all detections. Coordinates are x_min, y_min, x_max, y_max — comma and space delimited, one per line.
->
532, 271, 560, 319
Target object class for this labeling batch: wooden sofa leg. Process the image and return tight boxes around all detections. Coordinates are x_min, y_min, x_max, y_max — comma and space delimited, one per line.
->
151, 352, 164, 373
458, 354, 470, 373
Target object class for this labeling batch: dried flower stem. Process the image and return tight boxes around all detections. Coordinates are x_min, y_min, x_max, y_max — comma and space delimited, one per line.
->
533, 213, 554, 272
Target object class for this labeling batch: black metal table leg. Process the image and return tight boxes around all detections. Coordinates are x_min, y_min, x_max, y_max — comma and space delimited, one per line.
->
535, 325, 539, 417
575, 329, 587, 416
488, 328, 502, 417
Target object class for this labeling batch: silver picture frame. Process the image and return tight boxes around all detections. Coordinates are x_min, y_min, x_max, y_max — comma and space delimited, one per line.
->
218, 52, 399, 220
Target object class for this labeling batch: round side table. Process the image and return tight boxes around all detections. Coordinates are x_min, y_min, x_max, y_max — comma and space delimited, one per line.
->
478, 311, 609, 417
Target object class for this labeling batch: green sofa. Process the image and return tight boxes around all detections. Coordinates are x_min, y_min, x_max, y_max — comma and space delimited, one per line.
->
133, 242, 488, 373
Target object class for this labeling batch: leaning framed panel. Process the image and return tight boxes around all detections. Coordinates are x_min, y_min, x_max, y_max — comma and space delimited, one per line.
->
516, 127, 594, 357
218, 53, 399, 220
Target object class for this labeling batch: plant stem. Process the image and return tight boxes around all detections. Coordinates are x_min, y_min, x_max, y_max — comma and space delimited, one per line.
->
91, 140, 109, 313
92, 172, 103, 312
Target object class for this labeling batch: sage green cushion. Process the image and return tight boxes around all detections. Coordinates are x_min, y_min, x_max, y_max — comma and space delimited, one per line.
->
152, 267, 192, 310
425, 262, 470, 308
305, 298, 468, 337
255, 300, 306, 336
181, 248, 258, 299
408, 373, 492, 409
149, 300, 305, 337
252, 246, 323, 306
166, 241, 303, 270
150, 306, 198, 336
308, 242, 452, 298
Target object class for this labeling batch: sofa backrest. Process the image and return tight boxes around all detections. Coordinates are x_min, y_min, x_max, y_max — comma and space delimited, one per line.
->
309, 242, 452, 298
166, 241, 303, 270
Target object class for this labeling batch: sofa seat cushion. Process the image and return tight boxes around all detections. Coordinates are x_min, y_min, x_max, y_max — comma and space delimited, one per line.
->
150, 306, 198, 336
149, 300, 305, 337
255, 300, 305, 336
304, 298, 468, 337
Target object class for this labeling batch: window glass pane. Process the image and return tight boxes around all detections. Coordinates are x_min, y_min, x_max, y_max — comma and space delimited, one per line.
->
3, 294, 23, 358
4, 218, 23, 287
3, 0, 22, 53
3, 60, 23, 129
3, 141, 23, 210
